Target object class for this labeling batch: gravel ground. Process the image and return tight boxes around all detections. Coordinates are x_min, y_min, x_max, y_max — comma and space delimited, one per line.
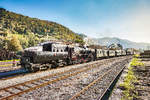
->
0, 57, 124, 89
13, 56, 131, 100
134, 59, 150, 100
108, 61, 130, 100
75, 59, 129, 100
110, 58, 150, 100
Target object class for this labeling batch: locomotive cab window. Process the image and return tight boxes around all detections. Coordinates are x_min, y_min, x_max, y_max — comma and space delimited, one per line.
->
43, 43, 52, 51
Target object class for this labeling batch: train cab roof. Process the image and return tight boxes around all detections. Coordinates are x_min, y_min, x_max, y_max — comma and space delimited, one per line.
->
24, 46, 43, 51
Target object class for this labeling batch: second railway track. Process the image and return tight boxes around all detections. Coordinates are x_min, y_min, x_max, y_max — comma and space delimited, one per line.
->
0, 56, 131, 100
69, 59, 129, 100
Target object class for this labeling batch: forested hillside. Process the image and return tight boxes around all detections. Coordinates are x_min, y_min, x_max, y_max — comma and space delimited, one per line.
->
0, 8, 83, 51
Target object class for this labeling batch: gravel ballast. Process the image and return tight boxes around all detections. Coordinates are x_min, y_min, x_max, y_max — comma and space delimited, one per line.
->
11, 56, 131, 100
0, 57, 126, 89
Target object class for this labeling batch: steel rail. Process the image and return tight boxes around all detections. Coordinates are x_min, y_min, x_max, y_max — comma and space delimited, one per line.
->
0, 60, 104, 100
69, 67, 113, 100
0, 57, 128, 100
97, 63, 126, 100
0, 59, 101, 80
69, 61, 128, 100
0, 56, 122, 80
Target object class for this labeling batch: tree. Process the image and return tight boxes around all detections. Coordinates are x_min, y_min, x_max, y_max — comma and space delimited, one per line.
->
27, 32, 39, 47
0, 35, 10, 49
17, 34, 29, 49
8, 36, 22, 51
0, 8, 84, 47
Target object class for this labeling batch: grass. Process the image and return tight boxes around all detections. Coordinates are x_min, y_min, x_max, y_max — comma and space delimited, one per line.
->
120, 66, 138, 100
130, 58, 144, 67
119, 56, 144, 100
133, 54, 140, 58
0, 59, 20, 62
0, 59, 20, 67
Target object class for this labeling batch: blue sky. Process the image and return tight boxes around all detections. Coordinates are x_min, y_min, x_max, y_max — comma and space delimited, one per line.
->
1, 0, 150, 43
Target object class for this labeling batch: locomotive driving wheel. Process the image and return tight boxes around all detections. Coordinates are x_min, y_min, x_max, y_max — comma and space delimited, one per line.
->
24, 63, 32, 71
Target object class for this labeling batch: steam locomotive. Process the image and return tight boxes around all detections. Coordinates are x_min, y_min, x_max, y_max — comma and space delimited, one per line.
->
20, 42, 134, 72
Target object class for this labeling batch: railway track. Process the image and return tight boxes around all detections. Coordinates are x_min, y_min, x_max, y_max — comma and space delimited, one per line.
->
0, 56, 120, 81
0, 59, 108, 100
0, 57, 130, 100
69, 59, 129, 100
0, 60, 100, 81
0, 60, 98, 80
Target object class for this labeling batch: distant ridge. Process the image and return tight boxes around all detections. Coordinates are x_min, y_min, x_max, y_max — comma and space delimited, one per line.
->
94, 37, 150, 49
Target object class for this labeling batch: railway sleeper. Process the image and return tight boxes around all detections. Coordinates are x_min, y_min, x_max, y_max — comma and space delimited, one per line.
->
4, 89, 14, 95
14, 87, 24, 91
23, 85, 31, 89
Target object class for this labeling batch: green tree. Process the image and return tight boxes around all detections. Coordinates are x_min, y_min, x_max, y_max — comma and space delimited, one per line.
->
27, 32, 41, 47
8, 36, 22, 51
0, 8, 85, 46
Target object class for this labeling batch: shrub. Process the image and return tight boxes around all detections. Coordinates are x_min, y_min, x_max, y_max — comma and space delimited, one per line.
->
120, 58, 139, 100
8, 35, 23, 51
130, 58, 144, 67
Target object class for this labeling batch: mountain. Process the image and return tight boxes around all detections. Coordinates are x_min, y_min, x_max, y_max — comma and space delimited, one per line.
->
94, 37, 150, 49
0, 8, 83, 44
77, 33, 87, 38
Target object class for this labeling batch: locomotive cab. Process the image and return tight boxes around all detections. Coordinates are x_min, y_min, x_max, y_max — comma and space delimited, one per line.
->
21, 42, 68, 72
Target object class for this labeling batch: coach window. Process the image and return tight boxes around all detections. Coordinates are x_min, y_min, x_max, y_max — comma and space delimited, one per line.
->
57, 49, 59, 52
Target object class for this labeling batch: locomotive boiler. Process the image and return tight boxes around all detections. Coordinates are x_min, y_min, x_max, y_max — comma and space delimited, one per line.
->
21, 42, 95, 72
21, 42, 70, 71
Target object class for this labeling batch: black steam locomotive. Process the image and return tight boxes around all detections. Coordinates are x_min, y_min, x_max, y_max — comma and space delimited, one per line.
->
20, 42, 134, 72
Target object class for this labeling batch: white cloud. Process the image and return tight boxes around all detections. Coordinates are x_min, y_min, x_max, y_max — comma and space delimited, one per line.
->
120, 5, 150, 43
